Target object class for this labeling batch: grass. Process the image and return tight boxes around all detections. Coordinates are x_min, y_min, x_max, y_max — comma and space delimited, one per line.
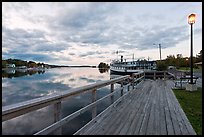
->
178, 67, 202, 73
172, 87, 202, 135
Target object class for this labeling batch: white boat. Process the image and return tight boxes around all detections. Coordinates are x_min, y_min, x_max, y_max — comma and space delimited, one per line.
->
110, 56, 156, 75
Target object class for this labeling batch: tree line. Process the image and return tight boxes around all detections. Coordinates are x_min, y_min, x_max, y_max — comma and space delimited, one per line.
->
156, 50, 202, 71
2, 58, 49, 68
98, 62, 110, 69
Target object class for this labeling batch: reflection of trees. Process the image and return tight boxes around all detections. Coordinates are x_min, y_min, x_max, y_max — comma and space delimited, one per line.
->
38, 70, 45, 74
2, 69, 46, 78
98, 68, 109, 73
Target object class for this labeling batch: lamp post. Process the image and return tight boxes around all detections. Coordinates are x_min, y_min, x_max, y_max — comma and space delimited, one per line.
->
188, 13, 196, 84
186, 13, 197, 91
153, 43, 161, 61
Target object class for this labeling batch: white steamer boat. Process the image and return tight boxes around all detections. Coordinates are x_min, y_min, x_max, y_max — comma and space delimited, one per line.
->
110, 56, 156, 75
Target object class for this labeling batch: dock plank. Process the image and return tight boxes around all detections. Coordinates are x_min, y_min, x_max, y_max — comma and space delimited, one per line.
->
135, 81, 155, 135
112, 86, 146, 134
165, 85, 182, 135
166, 80, 196, 135
165, 81, 189, 135
157, 80, 167, 135
76, 79, 196, 135
118, 80, 153, 135
110, 88, 145, 135
154, 80, 161, 135
103, 81, 150, 135
145, 82, 156, 135
88, 90, 138, 135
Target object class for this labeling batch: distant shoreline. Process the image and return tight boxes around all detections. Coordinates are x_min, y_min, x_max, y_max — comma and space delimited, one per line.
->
2, 66, 97, 70
2, 58, 97, 69
49, 65, 97, 68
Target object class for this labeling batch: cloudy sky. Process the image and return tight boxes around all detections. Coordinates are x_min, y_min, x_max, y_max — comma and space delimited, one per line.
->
2, 2, 202, 65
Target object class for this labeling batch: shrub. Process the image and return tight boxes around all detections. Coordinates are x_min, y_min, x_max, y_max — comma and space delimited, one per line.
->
156, 61, 168, 71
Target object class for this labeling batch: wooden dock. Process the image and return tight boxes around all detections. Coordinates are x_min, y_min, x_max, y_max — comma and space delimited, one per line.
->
2, 71, 196, 135
75, 79, 196, 135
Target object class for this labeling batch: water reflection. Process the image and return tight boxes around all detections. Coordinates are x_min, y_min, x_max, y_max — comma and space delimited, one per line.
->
2, 68, 45, 79
2, 67, 116, 135
98, 68, 109, 73
2, 106, 54, 135
110, 74, 123, 80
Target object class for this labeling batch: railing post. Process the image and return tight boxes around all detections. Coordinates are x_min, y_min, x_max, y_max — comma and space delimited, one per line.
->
164, 71, 166, 80
54, 102, 62, 135
136, 74, 138, 85
110, 83, 114, 104
154, 71, 156, 80
121, 81, 124, 96
127, 78, 130, 91
92, 89, 97, 119
132, 75, 134, 89
144, 72, 145, 80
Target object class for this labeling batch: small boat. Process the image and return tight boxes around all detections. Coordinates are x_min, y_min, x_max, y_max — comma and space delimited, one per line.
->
110, 56, 156, 75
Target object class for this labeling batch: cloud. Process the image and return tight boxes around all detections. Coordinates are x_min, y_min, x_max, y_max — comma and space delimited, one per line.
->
44, 3, 200, 52
118, 25, 200, 50
49, 3, 116, 30
2, 52, 55, 63
68, 52, 76, 56
46, 3, 119, 46
2, 2, 31, 16
2, 27, 71, 62
78, 51, 110, 58
2, 2, 202, 64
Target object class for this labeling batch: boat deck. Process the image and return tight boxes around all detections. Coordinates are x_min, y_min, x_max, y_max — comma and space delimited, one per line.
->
75, 79, 196, 135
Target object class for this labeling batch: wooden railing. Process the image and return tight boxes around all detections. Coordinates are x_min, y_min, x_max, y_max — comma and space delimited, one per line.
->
2, 72, 145, 135
144, 71, 173, 80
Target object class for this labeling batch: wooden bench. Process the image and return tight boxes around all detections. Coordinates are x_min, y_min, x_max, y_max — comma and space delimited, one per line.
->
174, 76, 198, 89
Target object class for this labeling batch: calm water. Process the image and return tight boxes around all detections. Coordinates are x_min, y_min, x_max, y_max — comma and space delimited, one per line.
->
2, 67, 123, 135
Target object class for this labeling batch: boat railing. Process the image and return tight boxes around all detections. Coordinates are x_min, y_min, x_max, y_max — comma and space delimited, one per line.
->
2, 71, 145, 135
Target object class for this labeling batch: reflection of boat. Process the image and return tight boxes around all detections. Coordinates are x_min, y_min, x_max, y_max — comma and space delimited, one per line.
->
110, 56, 156, 75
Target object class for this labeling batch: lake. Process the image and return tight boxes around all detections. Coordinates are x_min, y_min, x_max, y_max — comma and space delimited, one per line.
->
2, 67, 124, 135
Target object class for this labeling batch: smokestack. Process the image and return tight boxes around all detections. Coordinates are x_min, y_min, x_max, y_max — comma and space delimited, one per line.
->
121, 56, 123, 62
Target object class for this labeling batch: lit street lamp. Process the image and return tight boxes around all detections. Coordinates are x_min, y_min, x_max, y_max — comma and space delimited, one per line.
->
186, 13, 197, 91
188, 13, 196, 84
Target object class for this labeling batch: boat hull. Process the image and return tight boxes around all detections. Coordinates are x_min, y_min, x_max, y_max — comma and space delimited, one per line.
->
110, 68, 143, 75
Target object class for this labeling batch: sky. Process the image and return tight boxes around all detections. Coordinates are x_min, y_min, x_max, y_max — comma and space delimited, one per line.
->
2, 2, 202, 66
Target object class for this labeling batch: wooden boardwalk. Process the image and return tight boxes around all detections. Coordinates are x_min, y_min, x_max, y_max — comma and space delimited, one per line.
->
75, 79, 196, 135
